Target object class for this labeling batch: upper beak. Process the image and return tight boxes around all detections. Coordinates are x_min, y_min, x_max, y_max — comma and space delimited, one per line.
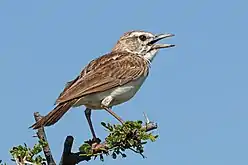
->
150, 33, 175, 49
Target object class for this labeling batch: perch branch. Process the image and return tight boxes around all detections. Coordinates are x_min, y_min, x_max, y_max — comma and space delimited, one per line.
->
33, 112, 158, 165
59, 121, 158, 165
59, 136, 91, 165
34, 112, 56, 165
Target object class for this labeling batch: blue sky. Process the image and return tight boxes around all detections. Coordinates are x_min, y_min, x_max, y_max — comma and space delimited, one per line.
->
0, 0, 248, 164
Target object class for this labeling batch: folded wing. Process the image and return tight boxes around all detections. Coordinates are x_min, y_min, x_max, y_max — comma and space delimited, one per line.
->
55, 52, 149, 105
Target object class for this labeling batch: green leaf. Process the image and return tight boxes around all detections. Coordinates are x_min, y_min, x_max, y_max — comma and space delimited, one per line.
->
101, 122, 107, 128
79, 143, 92, 154
121, 153, 127, 158
9, 141, 47, 164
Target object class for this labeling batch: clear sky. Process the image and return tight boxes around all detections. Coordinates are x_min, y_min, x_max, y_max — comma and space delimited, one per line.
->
0, 0, 248, 165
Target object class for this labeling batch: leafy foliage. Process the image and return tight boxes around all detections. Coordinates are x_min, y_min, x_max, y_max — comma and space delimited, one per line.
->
79, 120, 158, 161
9, 140, 47, 165
3, 120, 157, 164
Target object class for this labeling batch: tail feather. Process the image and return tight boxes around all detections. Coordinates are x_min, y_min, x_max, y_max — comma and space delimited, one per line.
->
30, 100, 76, 129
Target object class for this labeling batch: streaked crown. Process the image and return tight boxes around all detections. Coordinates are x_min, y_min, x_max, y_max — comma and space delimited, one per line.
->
112, 30, 175, 55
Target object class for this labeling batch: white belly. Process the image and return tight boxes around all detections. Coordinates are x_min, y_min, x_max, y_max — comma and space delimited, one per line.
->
73, 75, 147, 109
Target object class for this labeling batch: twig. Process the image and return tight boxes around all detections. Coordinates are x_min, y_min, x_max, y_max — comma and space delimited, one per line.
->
14, 157, 21, 165
143, 121, 157, 132
34, 112, 56, 165
143, 112, 150, 123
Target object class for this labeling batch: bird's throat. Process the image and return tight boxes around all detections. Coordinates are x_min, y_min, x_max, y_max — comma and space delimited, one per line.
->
143, 49, 159, 62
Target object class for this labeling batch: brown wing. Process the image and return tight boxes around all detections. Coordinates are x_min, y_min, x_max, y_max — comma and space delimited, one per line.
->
55, 52, 149, 105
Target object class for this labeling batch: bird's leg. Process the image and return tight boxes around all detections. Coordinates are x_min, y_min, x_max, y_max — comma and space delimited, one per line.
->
103, 106, 124, 124
84, 108, 98, 142
101, 96, 125, 124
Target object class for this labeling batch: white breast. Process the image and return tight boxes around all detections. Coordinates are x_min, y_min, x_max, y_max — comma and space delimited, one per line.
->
110, 75, 147, 106
73, 75, 147, 109
73, 50, 159, 109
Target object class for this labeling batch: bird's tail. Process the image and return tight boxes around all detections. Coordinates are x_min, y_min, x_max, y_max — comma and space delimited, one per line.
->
30, 100, 76, 129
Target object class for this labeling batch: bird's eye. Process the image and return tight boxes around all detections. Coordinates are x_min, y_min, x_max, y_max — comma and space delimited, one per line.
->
139, 35, 147, 41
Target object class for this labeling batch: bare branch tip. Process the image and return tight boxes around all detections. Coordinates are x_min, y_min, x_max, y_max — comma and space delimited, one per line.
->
143, 112, 150, 123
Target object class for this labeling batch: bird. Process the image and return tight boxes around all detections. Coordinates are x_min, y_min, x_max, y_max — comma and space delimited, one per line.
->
30, 30, 175, 141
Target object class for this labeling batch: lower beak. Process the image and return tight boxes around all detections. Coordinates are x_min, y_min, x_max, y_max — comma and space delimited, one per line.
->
151, 33, 175, 49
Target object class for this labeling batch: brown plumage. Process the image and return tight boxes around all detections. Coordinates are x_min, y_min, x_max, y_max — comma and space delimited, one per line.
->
30, 52, 149, 129
56, 52, 149, 104
31, 100, 77, 129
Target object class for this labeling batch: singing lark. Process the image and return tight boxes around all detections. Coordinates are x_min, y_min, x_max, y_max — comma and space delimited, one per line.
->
31, 30, 175, 140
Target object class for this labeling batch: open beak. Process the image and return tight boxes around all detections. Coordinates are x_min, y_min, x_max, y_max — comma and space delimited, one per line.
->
150, 33, 175, 49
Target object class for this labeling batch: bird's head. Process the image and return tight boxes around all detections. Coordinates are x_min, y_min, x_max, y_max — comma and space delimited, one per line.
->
112, 30, 175, 55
